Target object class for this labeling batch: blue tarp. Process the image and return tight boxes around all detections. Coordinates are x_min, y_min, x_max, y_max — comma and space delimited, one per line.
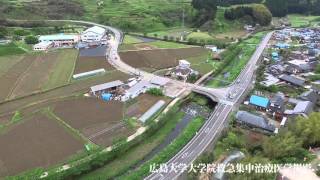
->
250, 95, 270, 108
102, 93, 112, 101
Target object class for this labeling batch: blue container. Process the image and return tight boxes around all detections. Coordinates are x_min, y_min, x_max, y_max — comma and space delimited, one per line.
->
101, 93, 112, 101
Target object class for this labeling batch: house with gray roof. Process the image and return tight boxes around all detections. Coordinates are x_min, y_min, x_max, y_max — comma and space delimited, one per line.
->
299, 90, 318, 104
285, 101, 314, 117
279, 74, 305, 87
236, 111, 276, 133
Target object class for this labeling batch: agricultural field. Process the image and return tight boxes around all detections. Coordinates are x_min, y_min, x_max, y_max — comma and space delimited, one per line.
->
0, 112, 84, 177
287, 14, 320, 27
0, 43, 26, 57
0, 49, 78, 101
74, 56, 114, 74
206, 32, 266, 87
120, 39, 192, 51
119, 47, 210, 73
125, 94, 171, 119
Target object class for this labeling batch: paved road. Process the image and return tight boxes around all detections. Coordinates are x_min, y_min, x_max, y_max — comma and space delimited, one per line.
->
10, 19, 272, 179
146, 32, 273, 180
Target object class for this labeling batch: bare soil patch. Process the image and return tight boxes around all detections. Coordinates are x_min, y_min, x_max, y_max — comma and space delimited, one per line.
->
53, 97, 133, 147
0, 113, 83, 177
126, 94, 170, 118
119, 47, 208, 70
74, 56, 114, 74
0, 55, 35, 101
9, 52, 60, 99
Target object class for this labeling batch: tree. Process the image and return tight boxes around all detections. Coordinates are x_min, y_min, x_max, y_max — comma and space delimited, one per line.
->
24, 35, 38, 44
191, 0, 218, 26
14, 29, 30, 36
146, 88, 164, 96
262, 131, 306, 163
0, 26, 7, 39
266, 0, 288, 17
294, 113, 320, 147
252, 4, 272, 26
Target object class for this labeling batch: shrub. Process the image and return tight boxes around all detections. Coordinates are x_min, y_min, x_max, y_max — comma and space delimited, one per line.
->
146, 88, 164, 96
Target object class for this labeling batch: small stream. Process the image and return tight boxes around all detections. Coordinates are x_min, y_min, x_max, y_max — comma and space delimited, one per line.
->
132, 103, 211, 169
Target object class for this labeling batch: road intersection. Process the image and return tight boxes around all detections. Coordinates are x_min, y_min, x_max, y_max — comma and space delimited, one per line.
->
22, 19, 273, 179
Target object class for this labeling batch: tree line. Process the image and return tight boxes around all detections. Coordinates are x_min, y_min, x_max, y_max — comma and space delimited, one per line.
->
266, 0, 320, 17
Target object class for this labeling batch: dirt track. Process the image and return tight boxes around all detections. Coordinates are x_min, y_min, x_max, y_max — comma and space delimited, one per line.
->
119, 47, 208, 70
0, 113, 83, 177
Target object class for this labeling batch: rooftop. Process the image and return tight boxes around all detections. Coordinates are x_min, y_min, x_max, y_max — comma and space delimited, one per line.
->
249, 95, 270, 108
90, 80, 124, 92
236, 111, 275, 132
39, 34, 78, 41
83, 26, 106, 35
279, 74, 305, 86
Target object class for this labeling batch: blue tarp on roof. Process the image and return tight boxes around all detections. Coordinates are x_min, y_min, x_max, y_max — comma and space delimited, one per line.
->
276, 43, 290, 49
250, 95, 270, 108
102, 93, 112, 101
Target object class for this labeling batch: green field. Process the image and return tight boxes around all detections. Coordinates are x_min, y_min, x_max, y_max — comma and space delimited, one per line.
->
288, 14, 320, 27
147, 41, 191, 49
0, 43, 26, 57
42, 49, 79, 90
123, 35, 143, 44
206, 32, 266, 87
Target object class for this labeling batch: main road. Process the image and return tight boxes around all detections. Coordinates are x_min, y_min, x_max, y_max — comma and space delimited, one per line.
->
33, 19, 273, 179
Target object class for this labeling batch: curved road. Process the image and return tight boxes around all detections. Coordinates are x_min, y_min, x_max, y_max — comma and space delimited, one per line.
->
20, 19, 272, 179
56, 20, 272, 180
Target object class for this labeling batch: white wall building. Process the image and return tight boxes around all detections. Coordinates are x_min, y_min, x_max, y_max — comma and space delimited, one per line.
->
33, 41, 54, 51
39, 34, 79, 46
81, 26, 106, 42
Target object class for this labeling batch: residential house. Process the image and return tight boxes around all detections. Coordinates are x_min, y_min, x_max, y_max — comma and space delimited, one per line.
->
268, 64, 285, 76
298, 90, 318, 104
285, 101, 314, 117
249, 95, 270, 110
279, 74, 305, 87
236, 111, 276, 133
269, 92, 286, 120
285, 60, 318, 74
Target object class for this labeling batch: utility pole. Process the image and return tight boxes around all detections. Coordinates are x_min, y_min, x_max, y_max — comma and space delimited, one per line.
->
182, 5, 185, 28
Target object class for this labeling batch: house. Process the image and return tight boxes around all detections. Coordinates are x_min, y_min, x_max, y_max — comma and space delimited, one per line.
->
236, 111, 276, 133
90, 80, 124, 96
178, 60, 191, 69
298, 90, 318, 103
285, 60, 317, 73
269, 92, 286, 120
279, 74, 305, 87
39, 34, 79, 46
81, 26, 106, 42
268, 64, 285, 76
205, 45, 218, 52
275, 43, 290, 49
260, 73, 280, 87
285, 101, 314, 117
171, 60, 198, 81
249, 95, 270, 110
122, 80, 158, 101
33, 41, 53, 51
271, 52, 279, 61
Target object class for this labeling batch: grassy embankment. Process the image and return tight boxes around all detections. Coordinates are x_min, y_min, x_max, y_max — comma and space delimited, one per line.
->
206, 31, 266, 88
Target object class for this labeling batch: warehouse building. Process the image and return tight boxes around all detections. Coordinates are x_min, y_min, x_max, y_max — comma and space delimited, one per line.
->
39, 34, 80, 46
33, 41, 53, 51
90, 80, 124, 96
